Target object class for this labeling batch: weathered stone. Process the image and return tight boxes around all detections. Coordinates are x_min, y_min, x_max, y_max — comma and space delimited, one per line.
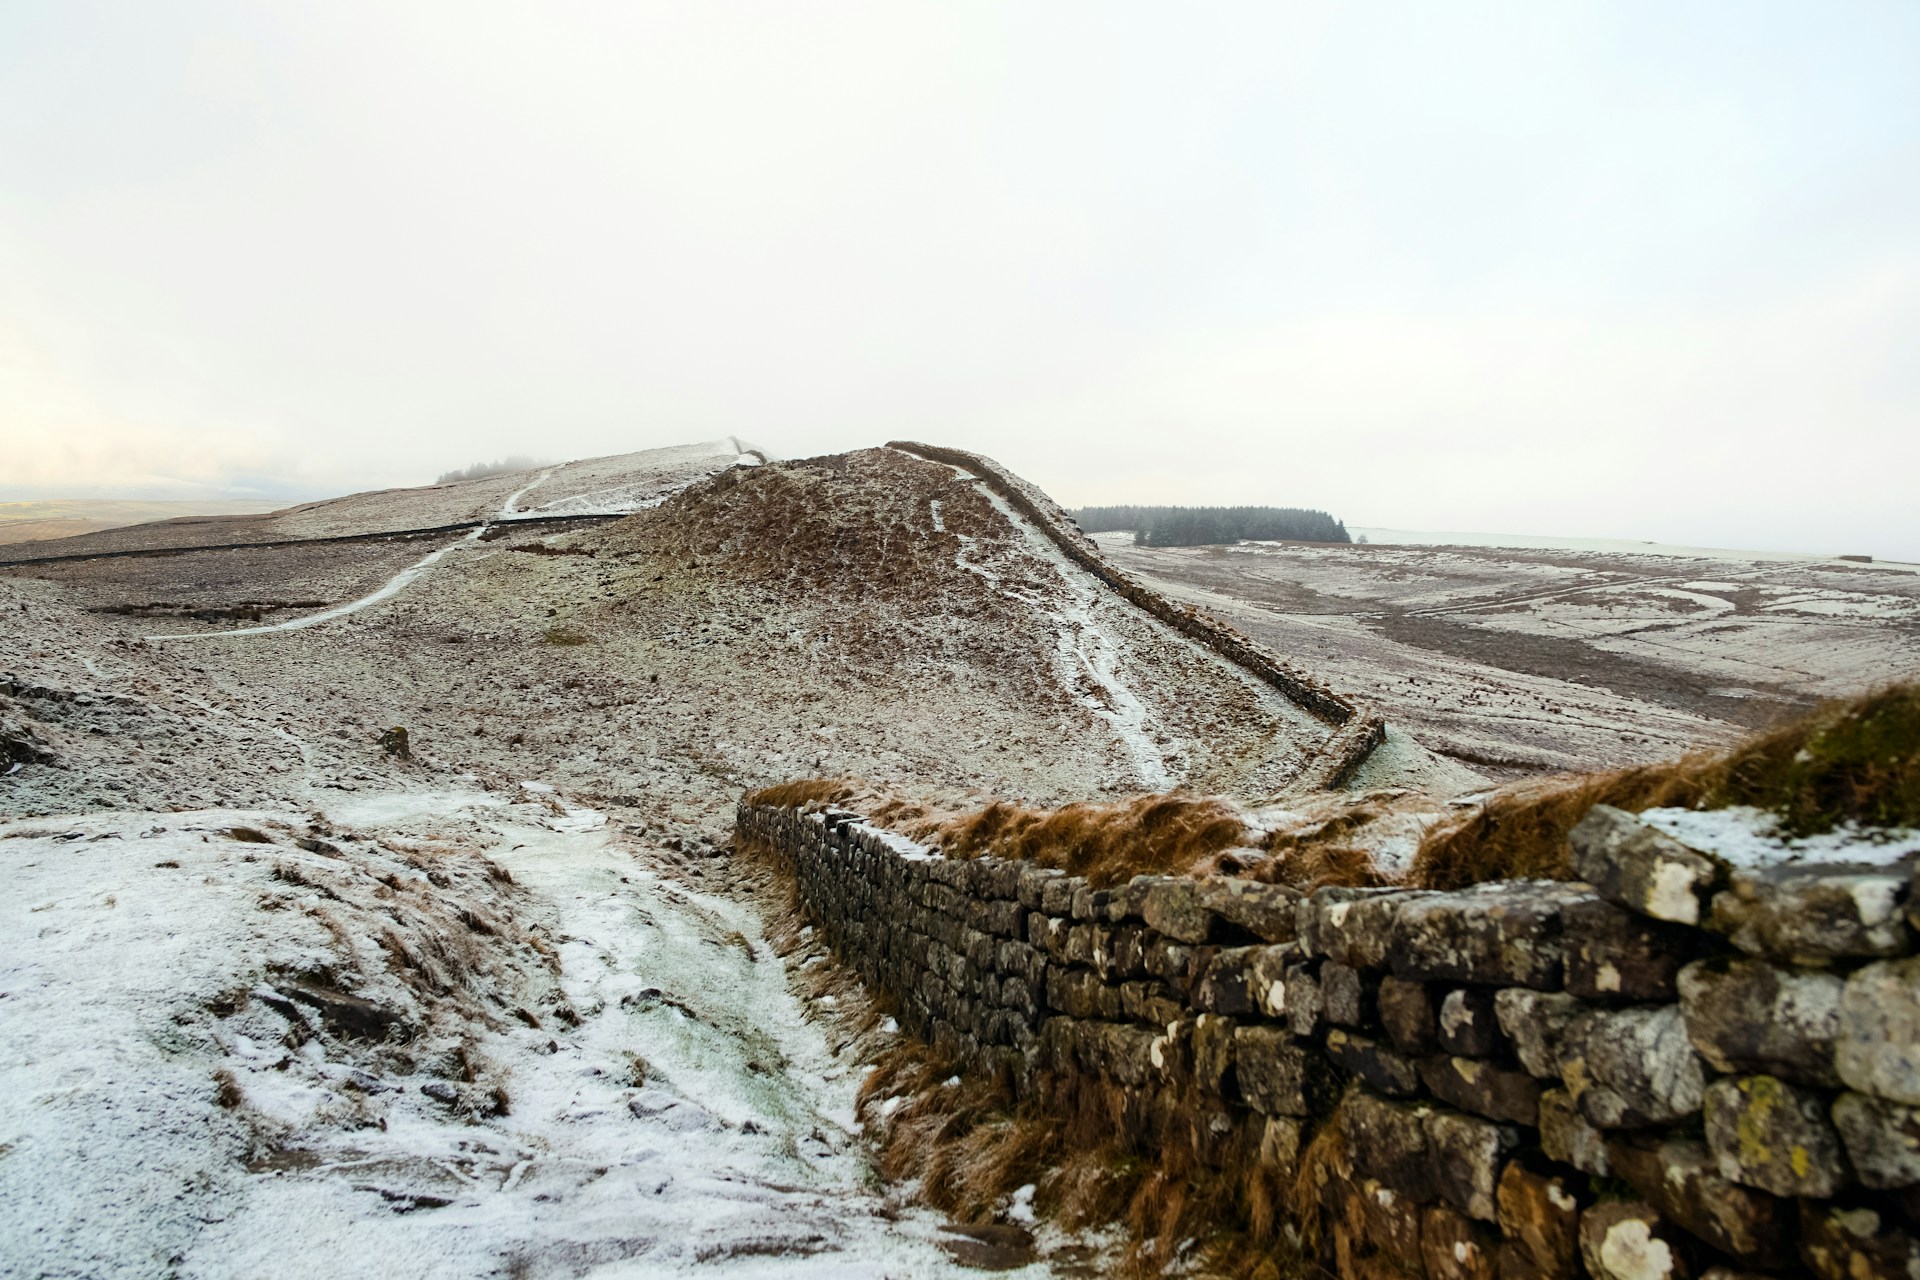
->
1421, 1204, 1500, 1280
1259, 1114, 1303, 1178
1338, 1091, 1437, 1203
1558, 1004, 1706, 1127
1039, 875, 1082, 917
1390, 881, 1595, 989
1141, 937, 1195, 989
1704, 1074, 1850, 1198
1570, 803, 1722, 925
1192, 1014, 1235, 1095
1196, 877, 1301, 943
1800, 1203, 1920, 1280
1249, 945, 1292, 1019
1539, 1087, 1610, 1176
1354, 1177, 1424, 1259
1193, 946, 1259, 1015
1234, 1025, 1328, 1117
1579, 1201, 1693, 1280
1710, 862, 1913, 964
1069, 883, 1112, 921
1015, 865, 1064, 910
1326, 1029, 1422, 1097
1418, 1055, 1541, 1126
1493, 988, 1585, 1079
1563, 896, 1701, 1000
1437, 987, 1502, 1057
1426, 1107, 1518, 1222
1678, 956, 1843, 1087
1301, 886, 1420, 969
1837, 956, 1920, 1106
1285, 961, 1322, 1038
1496, 1157, 1582, 1280
1324, 961, 1374, 1027
1833, 1092, 1920, 1189
1140, 878, 1216, 943
1608, 1136, 1793, 1268
1378, 976, 1438, 1054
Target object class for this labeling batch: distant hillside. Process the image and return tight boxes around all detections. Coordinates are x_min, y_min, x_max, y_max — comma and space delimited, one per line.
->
0, 500, 284, 545
1075, 504, 1350, 546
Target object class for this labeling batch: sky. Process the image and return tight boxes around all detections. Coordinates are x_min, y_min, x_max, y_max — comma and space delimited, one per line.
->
1, 1, 1916, 558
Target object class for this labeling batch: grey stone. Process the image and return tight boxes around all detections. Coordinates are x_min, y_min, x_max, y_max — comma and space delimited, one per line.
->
1283, 961, 1321, 1038
1578, 1202, 1692, 1280
1494, 987, 1586, 1079
1193, 946, 1260, 1015
1710, 862, 1913, 964
1192, 1014, 1235, 1095
1836, 956, 1920, 1105
1378, 975, 1438, 1054
1570, 803, 1723, 925
1607, 1135, 1794, 1268
1325, 1029, 1422, 1097
1140, 878, 1216, 943
1418, 1054, 1541, 1126
1322, 961, 1373, 1027
1703, 1074, 1850, 1198
1563, 896, 1700, 1000
1233, 1024, 1327, 1117
1196, 877, 1300, 943
1389, 880, 1595, 989
1539, 1087, 1610, 1175
1678, 956, 1843, 1087
1558, 1004, 1706, 1127
1438, 987, 1501, 1057
1833, 1091, 1920, 1188
1299, 886, 1419, 969
1425, 1106, 1517, 1222
1248, 945, 1292, 1019
1337, 1090, 1437, 1203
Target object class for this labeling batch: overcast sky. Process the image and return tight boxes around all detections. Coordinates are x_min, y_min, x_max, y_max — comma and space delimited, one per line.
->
2, 2, 1916, 557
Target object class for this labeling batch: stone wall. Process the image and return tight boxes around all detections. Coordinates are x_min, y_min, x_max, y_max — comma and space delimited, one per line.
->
738, 798, 1920, 1279
886, 440, 1385, 790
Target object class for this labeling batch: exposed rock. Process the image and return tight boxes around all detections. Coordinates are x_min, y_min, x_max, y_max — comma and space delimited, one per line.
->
1607, 1136, 1793, 1268
1539, 1087, 1610, 1176
1493, 987, 1585, 1079
1390, 881, 1595, 990
377, 725, 410, 759
1421, 1203, 1500, 1280
1437, 987, 1502, 1057
1710, 862, 1913, 964
1378, 976, 1438, 1054
1570, 804, 1723, 926
1703, 1074, 1850, 1198
1677, 957, 1843, 1087
1831, 1091, 1920, 1189
1799, 1203, 1920, 1280
1558, 1004, 1706, 1127
1418, 1055, 1541, 1126
1563, 896, 1701, 1000
1425, 1106, 1517, 1222
1496, 1157, 1583, 1280
1579, 1202, 1693, 1280
1835, 956, 1920, 1106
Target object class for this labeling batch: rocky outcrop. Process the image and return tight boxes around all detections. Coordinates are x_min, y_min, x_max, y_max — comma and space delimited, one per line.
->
741, 797, 1920, 1278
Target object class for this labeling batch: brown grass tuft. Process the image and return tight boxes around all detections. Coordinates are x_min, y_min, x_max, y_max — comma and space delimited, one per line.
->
1412, 680, 1920, 890
907, 791, 1250, 887
742, 777, 862, 809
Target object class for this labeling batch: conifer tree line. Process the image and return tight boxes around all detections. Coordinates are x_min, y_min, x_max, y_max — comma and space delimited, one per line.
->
1073, 505, 1351, 546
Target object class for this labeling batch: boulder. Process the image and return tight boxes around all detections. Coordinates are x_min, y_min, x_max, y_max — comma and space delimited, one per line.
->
1494, 988, 1586, 1079
1389, 881, 1595, 989
1710, 863, 1913, 965
1437, 987, 1502, 1057
1579, 1202, 1693, 1280
1558, 1004, 1706, 1127
1703, 1074, 1850, 1198
1570, 804, 1722, 925
1832, 1092, 1920, 1189
1496, 1157, 1583, 1280
1249, 945, 1293, 1019
1836, 956, 1920, 1106
1678, 957, 1843, 1087
1562, 896, 1701, 1000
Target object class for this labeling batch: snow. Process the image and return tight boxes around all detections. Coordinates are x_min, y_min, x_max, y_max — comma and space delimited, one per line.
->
1639, 805, 1920, 870
0, 793, 1043, 1278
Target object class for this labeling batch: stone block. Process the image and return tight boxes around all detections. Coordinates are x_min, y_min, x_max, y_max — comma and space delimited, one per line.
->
1378, 976, 1438, 1054
1710, 862, 1913, 965
1608, 1135, 1793, 1268
1233, 1024, 1329, 1117
1140, 877, 1217, 943
1390, 881, 1595, 989
1142, 937, 1196, 989
1354, 1176, 1424, 1260
1249, 945, 1293, 1019
1326, 1029, 1422, 1097
1538, 1087, 1610, 1176
1039, 875, 1082, 917
1069, 883, 1111, 921
1837, 956, 1920, 1106
1437, 987, 1502, 1057
1338, 1090, 1437, 1203
1301, 886, 1422, 969
1324, 961, 1375, 1027
1493, 988, 1585, 1079
1196, 877, 1302, 943
1557, 1004, 1706, 1128
1015, 865, 1064, 910
1704, 1074, 1849, 1198
1799, 1203, 1920, 1280
1426, 1107, 1518, 1222
1570, 803, 1722, 925
1496, 1157, 1582, 1280
1579, 1202, 1693, 1280
1259, 1115, 1303, 1178
1285, 962, 1322, 1037
1194, 946, 1260, 1016
1678, 956, 1842, 1087
1563, 896, 1701, 1000
1193, 1014, 1236, 1096
1421, 1204, 1500, 1280
1832, 1091, 1920, 1189
1418, 1055, 1541, 1126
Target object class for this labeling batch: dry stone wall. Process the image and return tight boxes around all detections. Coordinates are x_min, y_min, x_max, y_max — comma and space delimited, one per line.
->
739, 798, 1920, 1279
886, 440, 1385, 790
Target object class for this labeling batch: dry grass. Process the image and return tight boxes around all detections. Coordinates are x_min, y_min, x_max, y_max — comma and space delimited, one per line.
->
1411, 680, 1920, 890
905, 791, 1251, 888
539, 625, 591, 646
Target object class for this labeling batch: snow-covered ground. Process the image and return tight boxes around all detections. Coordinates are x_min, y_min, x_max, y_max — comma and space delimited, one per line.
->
0, 788, 1044, 1278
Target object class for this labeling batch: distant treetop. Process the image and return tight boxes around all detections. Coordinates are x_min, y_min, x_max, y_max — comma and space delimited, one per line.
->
1073, 505, 1350, 547
435, 457, 544, 485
